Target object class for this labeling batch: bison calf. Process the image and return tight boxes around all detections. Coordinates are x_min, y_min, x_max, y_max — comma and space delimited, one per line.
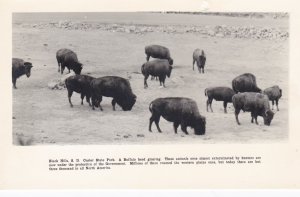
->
263, 85, 282, 111
145, 45, 173, 65
193, 49, 206, 73
65, 74, 95, 107
205, 87, 235, 113
232, 92, 275, 126
56, 48, 83, 75
90, 76, 137, 111
12, 58, 33, 89
141, 60, 173, 88
149, 97, 206, 135
232, 73, 261, 93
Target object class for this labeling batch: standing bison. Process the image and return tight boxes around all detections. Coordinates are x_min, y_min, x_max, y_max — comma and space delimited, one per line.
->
149, 97, 206, 135
65, 74, 95, 107
56, 48, 83, 75
232, 92, 275, 126
141, 60, 173, 88
145, 45, 173, 65
232, 73, 261, 93
205, 87, 235, 113
90, 76, 137, 111
192, 49, 206, 73
263, 85, 282, 111
12, 58, 33, 89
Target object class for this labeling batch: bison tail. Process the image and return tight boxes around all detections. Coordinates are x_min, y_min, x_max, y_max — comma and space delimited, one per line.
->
149, 102, 153, 113
204, 88, 207, 96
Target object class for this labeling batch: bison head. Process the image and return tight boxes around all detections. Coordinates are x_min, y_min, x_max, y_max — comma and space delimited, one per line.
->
167, 66, 173, 78
168, 58, 174, 65
119, 94, 137, 111
263, 109, 274, 126
24, 62, 33, 78
194, 115, 206, 135
73, 62, 83, 74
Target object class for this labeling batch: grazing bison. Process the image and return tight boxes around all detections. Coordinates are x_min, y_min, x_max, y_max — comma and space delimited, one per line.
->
90, 76, 137, 111
141, 60, 173, 88
205, 87, 235, 113
56, 48, 83, 75
232, 73, 261, 93
192, 49, 206, 73
12, 58, 33, 89
145, 45, 173, 65
65, 74, 95, 107
263, 85, 282, 111
149, 97, 206, 135
232, 92, 275, 126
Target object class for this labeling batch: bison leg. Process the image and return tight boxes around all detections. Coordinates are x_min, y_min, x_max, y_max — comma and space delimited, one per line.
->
61, 64, 65, 75
180, 123, 189, 135
223, 102, 228, 113
146, 55, 150, 62
159, 76, 166, 88
276, 99, 279, 111
68, 90, 73, 107
251, 112, 254, 123
57, 62, 61, 73
98, 96, 103, 111
144, 75, 149, 89
234, 109, 241, 125
154, 117, 162, 133
112, 99, 117, 111
193, 59, 195, 70
12, 78, 17, 89
80, 93, 85, 105
86, 95, 92, 106
173, 122, 179, 134
149, 115, 162, 133
209, 99, 213, 112
271, 100, 274, 110
202, 67, 205, 73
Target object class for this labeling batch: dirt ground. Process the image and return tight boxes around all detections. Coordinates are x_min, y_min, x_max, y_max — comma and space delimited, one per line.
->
12, 13, 289, 145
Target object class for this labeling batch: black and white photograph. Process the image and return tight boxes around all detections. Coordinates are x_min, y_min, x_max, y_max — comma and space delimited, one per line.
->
12, 11, 289, 145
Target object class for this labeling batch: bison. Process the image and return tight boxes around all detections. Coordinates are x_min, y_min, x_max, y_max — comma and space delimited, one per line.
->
149, 97, 206, 135
90, 76, 137, 111
12, 58, 33, 89
145, 45, 173, 65
263, 85, 282, 111
232, 92, 275, 126
65, 74, 95, 107
141, 60, 173, 88
232, 73, 261, 93
56, 48, 83, 75
192, 49, 206, 73
205, 87, 235, 113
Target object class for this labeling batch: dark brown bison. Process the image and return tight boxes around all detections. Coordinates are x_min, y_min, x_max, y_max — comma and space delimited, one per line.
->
56, 48, 83, 75
145, 45, 173, 65
263, 85, 282, 111
65, 74, 95, 107
141, 60, 173, 88
232, 92, 275, 126
205, 87, 235, 113
12, 58, 33, 89
232, 73, 261, 93
192, 49, 206, 73
90, 76, 137, 111
149, 97, 206, 135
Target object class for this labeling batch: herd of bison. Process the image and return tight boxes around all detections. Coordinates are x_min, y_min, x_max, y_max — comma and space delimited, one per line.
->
12, 44, 282, 136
